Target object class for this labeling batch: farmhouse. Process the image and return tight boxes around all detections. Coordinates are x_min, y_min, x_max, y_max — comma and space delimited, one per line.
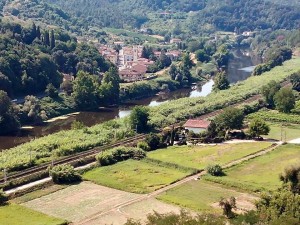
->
184, 119, 211, 133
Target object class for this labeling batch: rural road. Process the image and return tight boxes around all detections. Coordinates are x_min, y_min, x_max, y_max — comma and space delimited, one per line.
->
74, 142, 282, 225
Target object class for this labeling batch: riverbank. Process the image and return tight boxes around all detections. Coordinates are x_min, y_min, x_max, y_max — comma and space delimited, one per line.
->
0, 57, 299, 173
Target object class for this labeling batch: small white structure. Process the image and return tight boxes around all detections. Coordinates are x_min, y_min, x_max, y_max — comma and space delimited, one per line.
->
184, 119, 211, 134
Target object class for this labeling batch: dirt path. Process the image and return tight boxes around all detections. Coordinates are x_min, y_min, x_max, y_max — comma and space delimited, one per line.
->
288, 138, 300, 144
75, 142, 281, 225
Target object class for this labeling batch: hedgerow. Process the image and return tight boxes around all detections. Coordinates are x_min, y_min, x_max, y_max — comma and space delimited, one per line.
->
95, 146, 146, 166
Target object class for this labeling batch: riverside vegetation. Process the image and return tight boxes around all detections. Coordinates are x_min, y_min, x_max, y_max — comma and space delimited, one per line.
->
1, 57, 300, 173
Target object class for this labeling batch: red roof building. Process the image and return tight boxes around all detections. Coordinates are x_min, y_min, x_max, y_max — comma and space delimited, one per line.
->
184, 119, 211, 133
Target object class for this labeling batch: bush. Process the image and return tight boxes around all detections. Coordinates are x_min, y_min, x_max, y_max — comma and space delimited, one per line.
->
145, 133, 162, 150
95, 147, 146, 166
0, 190, 8, 205
49, 165, 81, 184
137, 141, 150, 151
206, 164, 223, 176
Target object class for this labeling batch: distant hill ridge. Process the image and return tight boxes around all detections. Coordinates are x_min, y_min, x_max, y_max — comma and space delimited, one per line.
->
2, 0, 300, 34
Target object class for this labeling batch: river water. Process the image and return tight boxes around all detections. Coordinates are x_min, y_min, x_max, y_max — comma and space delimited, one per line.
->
0, 49, 260, 150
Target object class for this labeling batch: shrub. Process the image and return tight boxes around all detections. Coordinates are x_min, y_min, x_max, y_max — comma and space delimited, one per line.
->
0, 190, 8, 205
145, 133, 162, 150
49, 165, 81, 184
137, 141, 150, 151
206, 164, 223, 176
95, 147, 146, 166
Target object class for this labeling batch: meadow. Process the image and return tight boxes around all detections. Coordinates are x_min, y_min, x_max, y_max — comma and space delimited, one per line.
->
204, 144, 300, 192
0, 204, 67, 225
148, 142, 272, 170
157, 180, 257, 213
83, 159, 193, 193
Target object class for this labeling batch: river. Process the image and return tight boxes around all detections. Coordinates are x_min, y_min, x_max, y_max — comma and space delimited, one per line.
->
0, 49, 260, 150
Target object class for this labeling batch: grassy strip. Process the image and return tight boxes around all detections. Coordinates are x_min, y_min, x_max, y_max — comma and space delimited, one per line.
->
0, 204, 67, 225
10, 185, 67, 204
143, 158, 200, 174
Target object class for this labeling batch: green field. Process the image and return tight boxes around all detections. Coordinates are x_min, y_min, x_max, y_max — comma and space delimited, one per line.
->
157, 180, 256, 213
263, 123, 300, 141
83, 160, 193, 193
0, 204, 67, 225
148, 143, 272, 170
204, 144, 300, 192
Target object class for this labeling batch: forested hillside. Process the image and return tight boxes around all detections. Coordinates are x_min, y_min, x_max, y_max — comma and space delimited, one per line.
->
0, 19, 109, 97
43, 0, 300, 33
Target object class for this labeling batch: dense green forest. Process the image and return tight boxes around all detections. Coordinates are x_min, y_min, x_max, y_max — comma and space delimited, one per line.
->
41, 0, 300, 34
0, 19, 109, 97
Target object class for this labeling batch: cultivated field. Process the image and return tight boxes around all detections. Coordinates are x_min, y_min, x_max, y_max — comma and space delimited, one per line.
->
23, 182, 141, 223
83, 160, 193, 193
204, 144, 300, 192
148, 142, 272, 170
0, 204, 67, 225
157, 180, 258, 213
22, 181, 182, 225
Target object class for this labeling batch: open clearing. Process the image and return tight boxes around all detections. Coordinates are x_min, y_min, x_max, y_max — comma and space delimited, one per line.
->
204, 144, 300, 192
23, 181, 182, 225
83, 160, 193, 193
148, 142, 272, 170
157, 180, 258, 213
0, 204, 66, 225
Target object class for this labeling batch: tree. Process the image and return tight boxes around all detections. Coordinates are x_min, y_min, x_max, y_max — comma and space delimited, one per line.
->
280, 165, 300, 194
100, 67, 120, 105
44, 30, 50, 46
21, 95, 46, 124
214, 107, 244, 132
145, 133, 161, 150
72, 71, 98, 109
261, 80, 281, 108
60, 80, 73, 95
129, 106, 149, 133
213, 71, 229, 91
0, 90, 20, 135
169, 64, 177, 80
219, 197, 236, 218
195, 49, 210, 63
50, 30, 55, 49
182, 53, 193, 69
249, 118, 270, 138
256, 189, 300, 223
45, 83, 58, 98
290, 71, 300, 91
274, 87, 295, 113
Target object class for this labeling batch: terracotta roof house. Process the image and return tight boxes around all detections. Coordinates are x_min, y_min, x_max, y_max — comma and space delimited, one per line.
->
184, 119, 211, 133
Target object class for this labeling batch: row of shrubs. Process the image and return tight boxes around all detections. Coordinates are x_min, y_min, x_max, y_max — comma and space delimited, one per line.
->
95, 146, 146, 166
